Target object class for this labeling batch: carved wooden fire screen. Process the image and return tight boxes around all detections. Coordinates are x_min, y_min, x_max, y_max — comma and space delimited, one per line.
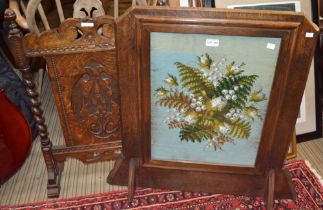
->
4, 10, 122, 197
4, 6, 318, 205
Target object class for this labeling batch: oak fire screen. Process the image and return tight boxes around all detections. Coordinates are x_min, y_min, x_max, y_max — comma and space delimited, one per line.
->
108, 7, 318, 209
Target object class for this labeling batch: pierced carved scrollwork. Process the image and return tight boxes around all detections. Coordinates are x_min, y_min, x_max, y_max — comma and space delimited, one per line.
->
73, 0, 106, 19
23, 16, 116, 57
72, 62, 120, 139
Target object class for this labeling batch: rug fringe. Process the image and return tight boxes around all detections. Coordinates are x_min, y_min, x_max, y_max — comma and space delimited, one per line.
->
304, 160, 323, 186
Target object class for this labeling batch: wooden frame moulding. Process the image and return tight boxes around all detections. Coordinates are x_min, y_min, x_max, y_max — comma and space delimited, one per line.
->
107, 7, 318, 209
215, 0, 322, 143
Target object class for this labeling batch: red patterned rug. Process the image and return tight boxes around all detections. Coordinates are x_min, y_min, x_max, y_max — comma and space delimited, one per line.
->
1, 160, 322, 210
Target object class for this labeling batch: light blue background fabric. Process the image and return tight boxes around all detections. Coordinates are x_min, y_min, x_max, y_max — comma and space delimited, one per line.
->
150, 32, 281, 166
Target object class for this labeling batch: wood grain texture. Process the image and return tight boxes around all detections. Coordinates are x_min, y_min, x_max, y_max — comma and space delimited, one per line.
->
0, 74, 125, 205
4, 8, 62, 198
6, 12, 122, 197
108, 6, 319, 202
45, 51, 122, 150
23, 16, 116, 56
265, 169, 275, 210
127, 158, 139, 202
0, 73, 321, 206
1, 6, 321, 206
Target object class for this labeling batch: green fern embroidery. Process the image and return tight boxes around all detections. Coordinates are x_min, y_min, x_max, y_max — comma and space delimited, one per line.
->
176, 62, 215, 98
155, 53, 266, 151
227, 119, 251, 139
168, 120, 189, 129
158, 91, 193, 112
179, 124, 215, 143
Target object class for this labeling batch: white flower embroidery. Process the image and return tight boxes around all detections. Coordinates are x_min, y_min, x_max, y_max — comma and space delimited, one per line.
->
211, 97, 227, 111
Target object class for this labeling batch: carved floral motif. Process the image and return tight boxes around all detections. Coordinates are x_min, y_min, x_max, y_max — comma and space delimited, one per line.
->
72, 62, 120, 138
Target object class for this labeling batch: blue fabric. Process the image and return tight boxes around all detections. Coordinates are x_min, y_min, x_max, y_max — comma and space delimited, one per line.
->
0, 53, 37, 140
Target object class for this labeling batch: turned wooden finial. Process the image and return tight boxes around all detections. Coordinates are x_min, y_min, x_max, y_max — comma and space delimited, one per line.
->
4, 8, 16, 22
4, 7, 61, 198
4, 8, 22, 38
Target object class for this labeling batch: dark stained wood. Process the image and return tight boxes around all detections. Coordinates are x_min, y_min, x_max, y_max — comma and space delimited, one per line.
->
4, 9, 62, 197
280, 168, 296, 200
108, 159, 295, 198
44, 51, 121, 149
108, 6, 319, 204
52, 142, 121, 163
128, 158, 139, 202
265, 169, 275, 210
270, 16, 319, 167
106, 154, 125, 183
115, 11, 140, 159
5, 10, 122, 197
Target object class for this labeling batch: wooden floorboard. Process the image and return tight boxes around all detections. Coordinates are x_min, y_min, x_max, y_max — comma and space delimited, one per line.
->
0, 74, 322, 205
297, 138, 323, 176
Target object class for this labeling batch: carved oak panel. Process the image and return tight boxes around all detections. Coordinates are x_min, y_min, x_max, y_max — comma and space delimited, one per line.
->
72, 62, 120, 139
5, 12, 122, 197
45, 51, 121, 146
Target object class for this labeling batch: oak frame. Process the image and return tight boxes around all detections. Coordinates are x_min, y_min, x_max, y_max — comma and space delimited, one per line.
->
108, 7, 318, 208
215, 0, 322, 143
141, 24, 291, 175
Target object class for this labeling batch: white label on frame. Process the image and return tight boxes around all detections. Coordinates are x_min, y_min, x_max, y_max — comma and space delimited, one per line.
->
206, 39, 220, 47
266, 43, 276, 50
81, 22, 94, 27
305, 32, 314, 38
179, 0, 189, 7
